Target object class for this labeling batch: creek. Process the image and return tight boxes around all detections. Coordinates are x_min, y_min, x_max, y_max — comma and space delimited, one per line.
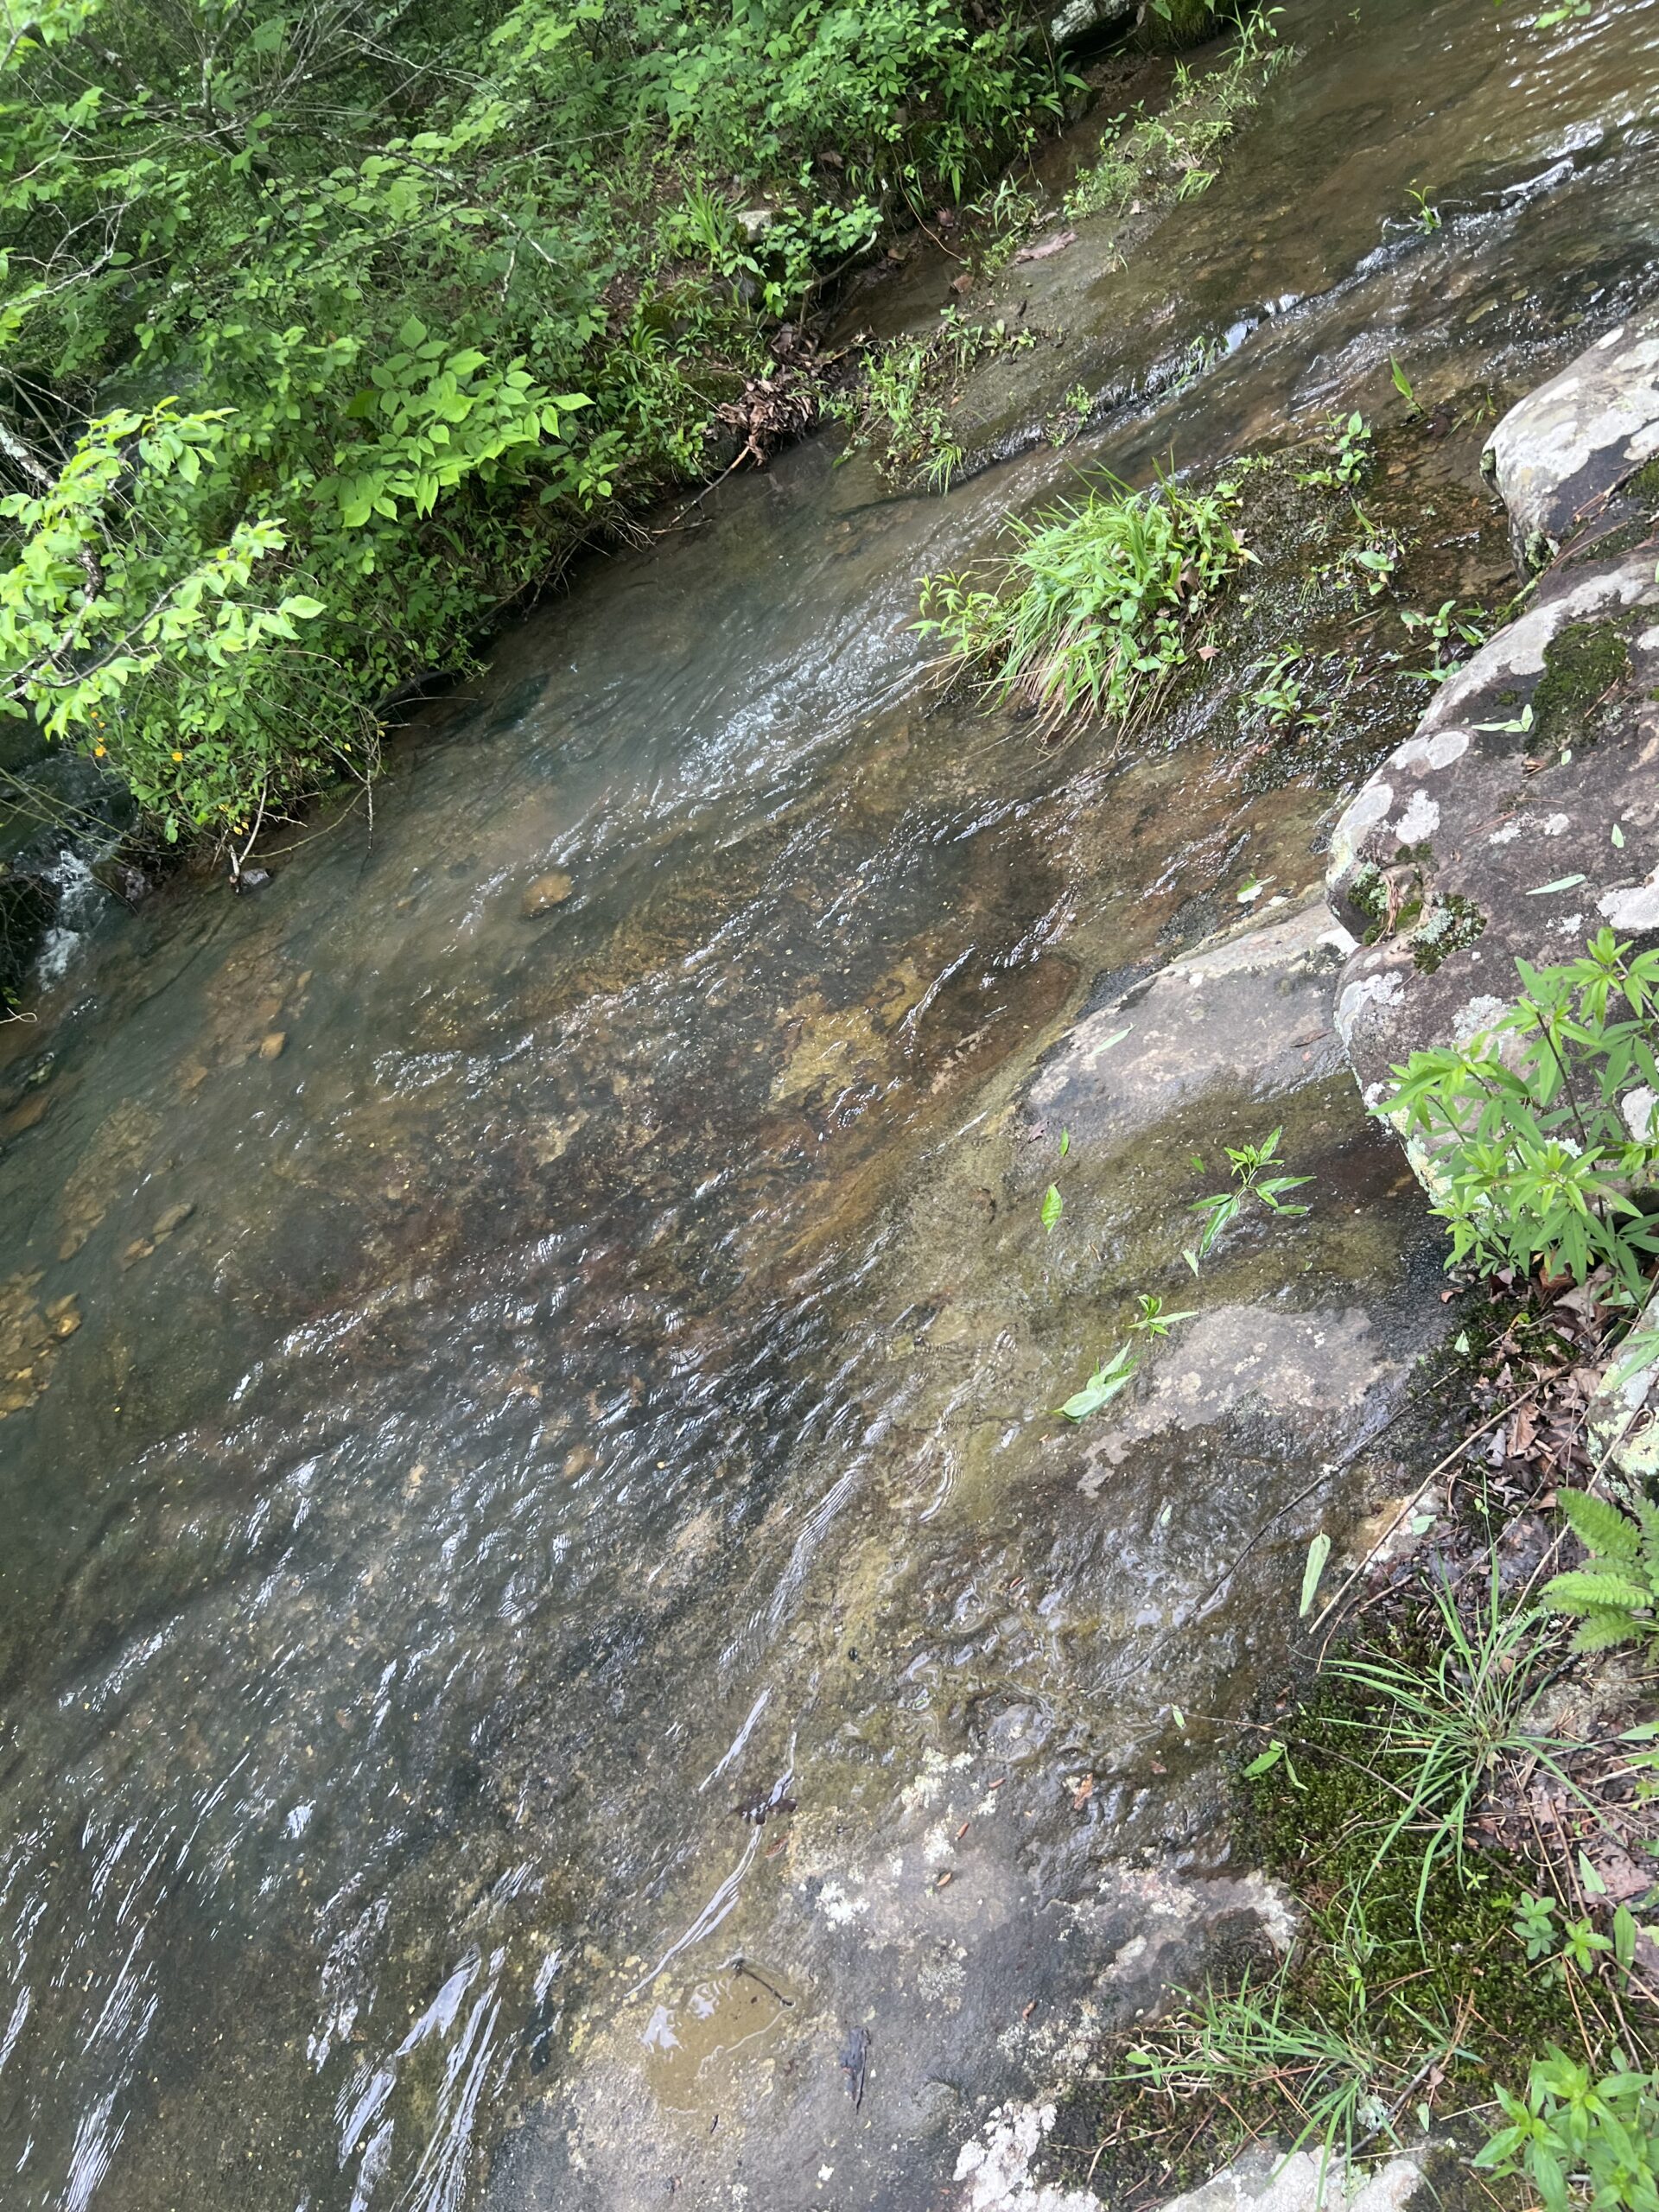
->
3, 2, 1659, 2205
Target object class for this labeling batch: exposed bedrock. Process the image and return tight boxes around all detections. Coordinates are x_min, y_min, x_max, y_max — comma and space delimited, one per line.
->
1326, 320, 1659, 1155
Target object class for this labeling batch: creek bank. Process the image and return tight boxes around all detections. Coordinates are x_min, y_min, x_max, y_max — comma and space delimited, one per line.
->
1326, 321, 1659, 1159
1029, 307, 1659, 2212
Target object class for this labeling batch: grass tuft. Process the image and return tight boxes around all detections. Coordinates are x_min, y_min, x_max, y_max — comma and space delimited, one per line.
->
914, 472, 1247, 734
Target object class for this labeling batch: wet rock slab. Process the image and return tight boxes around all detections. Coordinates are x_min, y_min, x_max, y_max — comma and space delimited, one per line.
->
484, 899, 1450, 2212
1326, 541, 1659, 1116
1027, 901, 1355, 1145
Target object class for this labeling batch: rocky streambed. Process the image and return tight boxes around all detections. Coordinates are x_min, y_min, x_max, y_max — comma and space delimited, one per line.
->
2, 5, 1659, 2212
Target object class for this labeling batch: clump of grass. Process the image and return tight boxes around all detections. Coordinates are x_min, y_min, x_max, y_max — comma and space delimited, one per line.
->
826, 312, 1033, 490
915, 471, 1248, 732
1048, 1540, 1607, 2200
1119, 1961, 1470, 2177
1063, 16, 1291, 222
1322, 1567, 1583, 1928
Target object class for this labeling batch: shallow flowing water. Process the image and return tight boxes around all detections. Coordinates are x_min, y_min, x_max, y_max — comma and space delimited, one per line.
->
3, 2, 1659, 2206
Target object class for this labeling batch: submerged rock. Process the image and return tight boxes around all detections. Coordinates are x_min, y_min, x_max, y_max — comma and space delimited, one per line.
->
522, 868, 575, 916
1029, 900, 1354, 1145
1484, 307, 1659, 574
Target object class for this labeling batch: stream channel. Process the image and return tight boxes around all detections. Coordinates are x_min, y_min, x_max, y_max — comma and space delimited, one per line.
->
3, 2, 1659, 2205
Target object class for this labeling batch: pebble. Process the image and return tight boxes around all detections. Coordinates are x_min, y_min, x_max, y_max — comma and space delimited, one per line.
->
523, 872, 575, 917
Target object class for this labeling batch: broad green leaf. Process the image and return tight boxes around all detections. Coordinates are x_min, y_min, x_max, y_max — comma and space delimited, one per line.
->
1057, 1344, 1138, 1421
1298, 1531, 1332, 1617
1041, 1184, 1063, 1233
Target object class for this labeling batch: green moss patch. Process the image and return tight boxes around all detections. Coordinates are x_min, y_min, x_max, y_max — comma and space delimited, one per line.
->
1529, 620, 1635, 752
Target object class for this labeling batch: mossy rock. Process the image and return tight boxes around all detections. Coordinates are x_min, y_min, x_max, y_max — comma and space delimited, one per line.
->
1136, 0, 1226, 50
1529, 618, 1634, 750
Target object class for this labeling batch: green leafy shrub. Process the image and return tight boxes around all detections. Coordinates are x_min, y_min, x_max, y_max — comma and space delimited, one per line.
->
1385, 931, 1659, 1296
915, 472, 1248, 732
0, 0, 1067, 845
1541, 1488, 1659, 1654
1475, 2050, 1659, 2212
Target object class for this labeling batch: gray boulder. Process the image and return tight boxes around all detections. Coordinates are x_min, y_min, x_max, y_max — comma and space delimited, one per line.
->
1049, 0, 1138, 40
1484, 308, 1659, 574
1326, 541, 1659, 1136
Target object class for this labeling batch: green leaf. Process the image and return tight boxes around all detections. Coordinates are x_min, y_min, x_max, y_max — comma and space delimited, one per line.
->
1041, 1184, 1063, 1233
1057, 1343, 1139, 1422
1299, 1531, 1332, 1618
1526, 875, 1588, 895
1243, 1739, 1285, 1777
1542, 1569, 1650, 1614
397, 315, 428, 350
1614, 1904, 1639, 1972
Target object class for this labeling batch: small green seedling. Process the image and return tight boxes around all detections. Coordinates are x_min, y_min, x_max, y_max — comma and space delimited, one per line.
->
1129, 1293, 1197, 1338
1406, 186, 1442, 234
1185, 1127, 1312, 1269
1058, 1341, 1139, 1421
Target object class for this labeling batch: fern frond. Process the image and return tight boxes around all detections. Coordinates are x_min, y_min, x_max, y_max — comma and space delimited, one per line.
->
1572, 1607, 1645, 1654
1637, 1500, 1659, 1582
1543, 1569, 1651, 1616
1557, 1488, 1640, 1564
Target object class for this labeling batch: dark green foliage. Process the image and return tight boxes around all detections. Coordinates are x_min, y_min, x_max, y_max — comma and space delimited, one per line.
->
0, 0, 1066, 843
